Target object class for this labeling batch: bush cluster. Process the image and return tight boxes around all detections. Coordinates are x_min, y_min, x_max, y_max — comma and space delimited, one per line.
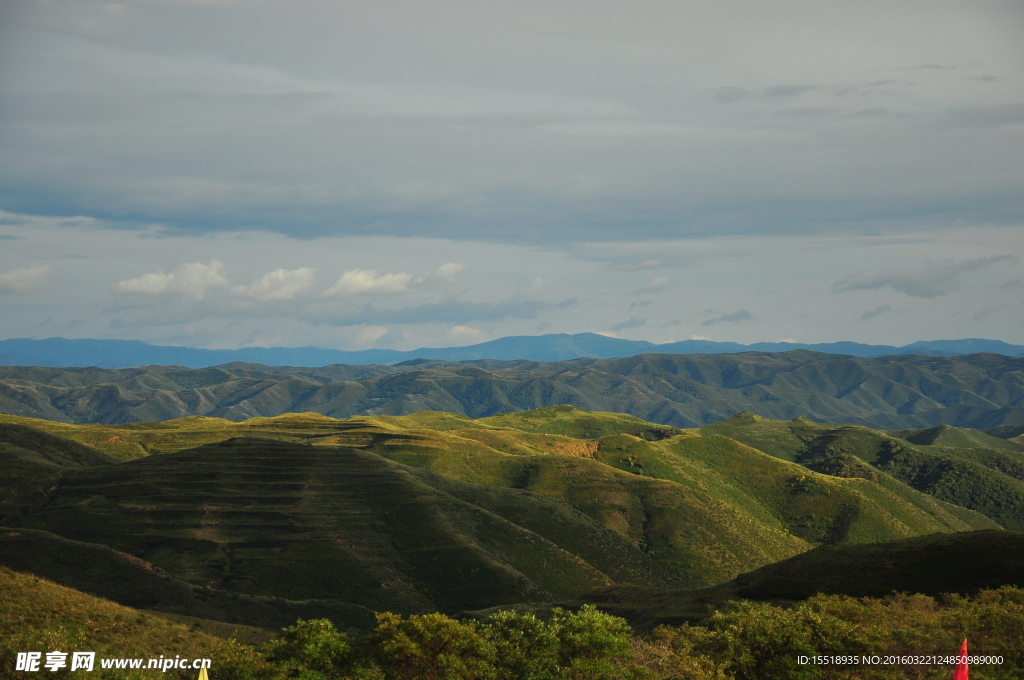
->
259, 605, 639, 680
254, 588, 1024, 680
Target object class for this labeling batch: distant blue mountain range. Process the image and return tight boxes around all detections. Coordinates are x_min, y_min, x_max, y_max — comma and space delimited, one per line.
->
1, 334, 1023, 369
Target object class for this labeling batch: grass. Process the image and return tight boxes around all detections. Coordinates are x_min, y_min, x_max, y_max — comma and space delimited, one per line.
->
482, 529, 1024, 633
0, 404, 1012, 637
0, 566, 268, 679
703, 412, 1024, 530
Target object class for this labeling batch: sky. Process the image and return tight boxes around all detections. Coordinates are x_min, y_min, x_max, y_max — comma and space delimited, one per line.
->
0, 0, 1022, 351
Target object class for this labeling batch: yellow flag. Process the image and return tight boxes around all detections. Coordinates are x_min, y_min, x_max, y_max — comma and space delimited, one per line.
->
197, 668, 209, 680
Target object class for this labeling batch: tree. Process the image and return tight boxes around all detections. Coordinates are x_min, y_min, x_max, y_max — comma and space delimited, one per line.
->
263, 618, 351, 680
372, 612, 496, 680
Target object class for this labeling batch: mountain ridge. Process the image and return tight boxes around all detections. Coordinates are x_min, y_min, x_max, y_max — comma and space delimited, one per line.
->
3, 351, 1023, 430
3, 334, 1024, 369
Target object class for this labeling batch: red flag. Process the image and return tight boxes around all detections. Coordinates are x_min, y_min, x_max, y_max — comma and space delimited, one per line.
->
952, 638, 968, 680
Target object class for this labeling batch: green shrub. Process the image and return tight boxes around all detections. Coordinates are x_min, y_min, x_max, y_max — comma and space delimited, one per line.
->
370, 612, 496, 680
262, 618, 351, 680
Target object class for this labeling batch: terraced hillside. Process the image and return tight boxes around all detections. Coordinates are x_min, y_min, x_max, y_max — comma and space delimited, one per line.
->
2, 350, 1024, 429
1, 406, 1004, 634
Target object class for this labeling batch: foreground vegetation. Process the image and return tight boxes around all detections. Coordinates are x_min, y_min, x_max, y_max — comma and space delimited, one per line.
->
4, 567, 1022, 680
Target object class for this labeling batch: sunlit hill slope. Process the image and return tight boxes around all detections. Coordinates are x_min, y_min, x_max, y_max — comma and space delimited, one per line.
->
2, 406, 1012, 636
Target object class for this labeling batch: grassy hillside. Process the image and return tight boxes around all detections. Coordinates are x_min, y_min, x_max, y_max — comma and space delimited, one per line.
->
3, 351, 1024, 429
0, 406, 1002, 631
890, 424, 1024, 452
703, 412, 1024, 530
496, 529, 1024, 632
0, 529, 376, 634
0, 566, 268, 679
986, 424, 1024, 442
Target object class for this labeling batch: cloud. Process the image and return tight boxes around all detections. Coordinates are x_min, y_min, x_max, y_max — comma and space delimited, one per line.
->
700, 309, 754, 326
762, 84, 819, 99
973, 305, 1006, 322
322, 269, 415, 297
713, 87, 749, 104
0, 265, 49, 293
355, 325, 389, 345
232, 267, 316, 300
898, 64, 957, 71
831, 255, 1014, 298
433, 263, 466, 281
324, 298, 577, 326
607, 259, 662, 273
946, 103, 1024, 128
3, 3, 1023, 246
1003, 276, 1024, 290
447, 325, 483, 341
112, 260, 229, 300
713, 84, 817, 103
609, 316, 646, 331
861, 304, 893, 320
635, 277, 671, 294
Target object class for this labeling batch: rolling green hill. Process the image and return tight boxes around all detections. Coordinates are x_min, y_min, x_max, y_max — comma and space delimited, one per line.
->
515, 529, 1024, 632
702, 412, 1024, 530
0, 406, 1003, 632
0, 566, 269, 679
889, 423, 1024, 452
0, 529, 376, 635
986, 424, 1024, 443
2, 351, 1024, 429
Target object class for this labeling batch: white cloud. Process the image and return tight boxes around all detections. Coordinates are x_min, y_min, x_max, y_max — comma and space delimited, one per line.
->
447, 325, 483, 341
232, 267, 316, 300
355, 325, 389, 345
635, 276, 671, 294
433, 263, 465, 281
112, 260, 229, 300
321, 269, 415, 297
0, 265, 49, 293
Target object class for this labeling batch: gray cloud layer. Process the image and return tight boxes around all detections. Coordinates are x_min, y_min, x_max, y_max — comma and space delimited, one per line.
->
0, 3, 1022, 351
831, 255, 1014, 298
861, 304, 893, 321
1, 1, 1021, 243
701, 309, 755, 327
